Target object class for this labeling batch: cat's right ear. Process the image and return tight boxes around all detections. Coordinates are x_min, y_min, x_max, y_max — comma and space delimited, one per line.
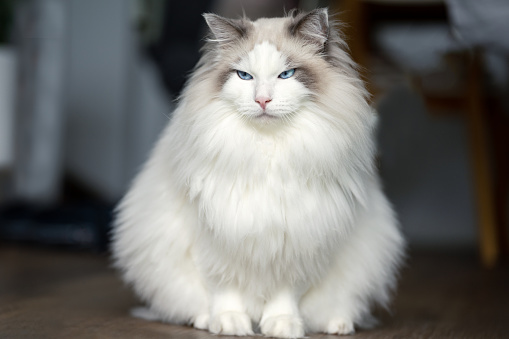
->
203, 14, 248, 45
289, 8, 329, 51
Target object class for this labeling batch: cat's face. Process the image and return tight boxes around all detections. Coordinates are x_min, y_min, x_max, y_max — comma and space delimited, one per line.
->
204, 9, 332, 127
221, 41, 309, 123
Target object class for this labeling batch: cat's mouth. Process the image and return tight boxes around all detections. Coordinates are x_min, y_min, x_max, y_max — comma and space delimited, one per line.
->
255, 112, 277, 120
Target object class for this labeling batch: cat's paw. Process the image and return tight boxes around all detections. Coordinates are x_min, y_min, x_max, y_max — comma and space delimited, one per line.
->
209, 311, 254, 336
193, 313, 210, 330
326, 317, 355, 335
260, 315, 305, 338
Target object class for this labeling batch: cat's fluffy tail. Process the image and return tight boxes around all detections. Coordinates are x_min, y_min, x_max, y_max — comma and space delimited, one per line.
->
130, 307, 161, 321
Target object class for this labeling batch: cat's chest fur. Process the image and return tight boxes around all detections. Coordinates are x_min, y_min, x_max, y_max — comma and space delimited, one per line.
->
188, 138, 357, 288
186, 127, 355, 256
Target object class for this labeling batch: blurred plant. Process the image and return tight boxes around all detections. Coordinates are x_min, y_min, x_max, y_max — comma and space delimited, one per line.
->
0, 0, 14, 44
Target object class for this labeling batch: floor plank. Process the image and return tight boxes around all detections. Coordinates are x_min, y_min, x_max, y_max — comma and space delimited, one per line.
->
1, 246, 508, 338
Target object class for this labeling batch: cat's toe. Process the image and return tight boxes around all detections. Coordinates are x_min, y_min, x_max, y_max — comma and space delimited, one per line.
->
326, 317, 355, 335
209, 311, 254, 336
193, 313, 210, 330
260, 315, 305, 338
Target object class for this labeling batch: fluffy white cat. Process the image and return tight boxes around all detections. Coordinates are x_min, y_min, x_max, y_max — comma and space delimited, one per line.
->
112, 8, 405, 338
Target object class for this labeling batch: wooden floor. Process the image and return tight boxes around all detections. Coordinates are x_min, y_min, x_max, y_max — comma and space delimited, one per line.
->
1, 246, 508, 339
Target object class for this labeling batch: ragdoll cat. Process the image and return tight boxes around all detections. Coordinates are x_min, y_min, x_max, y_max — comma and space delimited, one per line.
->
112, 8, 404, 338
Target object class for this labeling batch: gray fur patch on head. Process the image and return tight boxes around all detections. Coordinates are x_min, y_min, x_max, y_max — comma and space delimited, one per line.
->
218, 66, 235, 88
294, 66, 319, 92
284, 54, 319, 92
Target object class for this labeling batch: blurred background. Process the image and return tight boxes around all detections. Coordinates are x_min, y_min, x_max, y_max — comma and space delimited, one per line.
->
0, 0, 508, 267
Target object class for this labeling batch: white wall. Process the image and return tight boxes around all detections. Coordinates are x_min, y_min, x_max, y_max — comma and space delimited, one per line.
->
65, 0, 131, 200
64, 0, 170, 201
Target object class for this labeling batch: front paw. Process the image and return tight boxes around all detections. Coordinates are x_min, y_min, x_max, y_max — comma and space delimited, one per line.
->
193, 313, 210, 330
209, 311, 254, 336
326, 317, 355, 335
261, 315, 305, 338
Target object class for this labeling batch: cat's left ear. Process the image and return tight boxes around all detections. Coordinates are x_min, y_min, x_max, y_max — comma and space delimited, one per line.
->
203, 13, 249, 45
289, 8, 329, 50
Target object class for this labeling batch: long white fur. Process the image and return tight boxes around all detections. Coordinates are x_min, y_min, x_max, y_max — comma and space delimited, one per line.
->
112, 9, 404, 338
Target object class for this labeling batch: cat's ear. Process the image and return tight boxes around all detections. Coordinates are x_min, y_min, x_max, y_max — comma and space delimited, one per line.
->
203, 13, 248, 44
289, 8, 329, 50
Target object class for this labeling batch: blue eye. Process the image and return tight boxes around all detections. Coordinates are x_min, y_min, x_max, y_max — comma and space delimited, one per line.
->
237, 70, 253, 80
278, 68, 295, 79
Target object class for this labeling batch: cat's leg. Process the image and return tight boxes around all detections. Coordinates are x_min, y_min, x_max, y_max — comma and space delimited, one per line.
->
300, 187, 404, 335
208, 287, 254, 336
301, 281, 358, 336
260, 287, 305, 338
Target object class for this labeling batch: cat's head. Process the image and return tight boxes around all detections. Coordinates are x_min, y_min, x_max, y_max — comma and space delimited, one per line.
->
198, 8, 361, 128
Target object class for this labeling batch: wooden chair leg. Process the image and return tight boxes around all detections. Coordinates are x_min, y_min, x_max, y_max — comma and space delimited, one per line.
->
465, 52, 499, 268
488, 87, 509, 258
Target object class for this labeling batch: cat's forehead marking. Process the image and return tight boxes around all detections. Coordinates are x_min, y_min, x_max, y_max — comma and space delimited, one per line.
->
238, 41, 287, 77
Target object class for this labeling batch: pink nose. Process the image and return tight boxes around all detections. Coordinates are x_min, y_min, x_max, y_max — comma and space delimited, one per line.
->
255, 97, 272, 110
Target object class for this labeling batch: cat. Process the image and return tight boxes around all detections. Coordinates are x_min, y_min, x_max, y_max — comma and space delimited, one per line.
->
112, 8, 405, 338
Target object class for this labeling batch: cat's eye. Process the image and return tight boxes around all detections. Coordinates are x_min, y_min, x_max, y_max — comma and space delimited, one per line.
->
237, 70, 253, 80
278, 68, 296, 79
